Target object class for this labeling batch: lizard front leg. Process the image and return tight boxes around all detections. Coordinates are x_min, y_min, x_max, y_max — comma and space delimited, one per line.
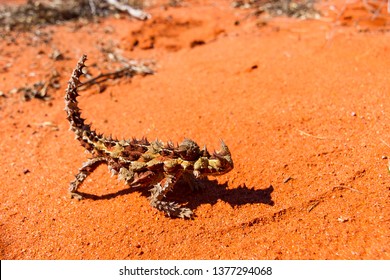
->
69, 157, 107, 200
181, 172, 207, 191
149, 171, 193, 218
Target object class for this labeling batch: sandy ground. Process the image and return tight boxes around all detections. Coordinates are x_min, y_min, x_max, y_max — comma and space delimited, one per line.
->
0, 0, 389, 259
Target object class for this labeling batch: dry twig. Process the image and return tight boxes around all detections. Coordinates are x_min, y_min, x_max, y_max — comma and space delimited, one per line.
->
380, 138, 390, 149
78, 63, 154, 91
333, 185, 362, 193
296, 129, 337, 140
307, 200, 320, 212
105, 0, 151, 20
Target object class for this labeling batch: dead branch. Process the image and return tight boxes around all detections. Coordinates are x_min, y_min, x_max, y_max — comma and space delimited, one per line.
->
296, 129, 338, 140
105, 0, 151, 20
78, 63, 154, 91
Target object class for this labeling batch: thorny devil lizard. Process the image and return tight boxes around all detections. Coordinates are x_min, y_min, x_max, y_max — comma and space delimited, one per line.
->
65, 55, 233, 218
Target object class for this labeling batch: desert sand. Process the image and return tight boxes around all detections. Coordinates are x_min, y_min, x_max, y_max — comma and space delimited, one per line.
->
0, 0, 389, 259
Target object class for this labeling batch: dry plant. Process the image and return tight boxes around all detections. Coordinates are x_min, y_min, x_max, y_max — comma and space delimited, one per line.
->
232, 0, 321, 19
0, 0, 150, 31
361, 0, 389, 18
325, 0, 389, 22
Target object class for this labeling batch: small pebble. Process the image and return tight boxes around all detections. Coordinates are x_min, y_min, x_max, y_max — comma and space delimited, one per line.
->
337, 217, 349, 223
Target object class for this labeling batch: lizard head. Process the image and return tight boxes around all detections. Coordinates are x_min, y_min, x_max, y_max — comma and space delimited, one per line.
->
192, 140, 233, 177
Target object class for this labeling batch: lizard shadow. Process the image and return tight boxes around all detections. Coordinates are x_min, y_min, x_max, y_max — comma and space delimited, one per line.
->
171, 180, 275, 211
77, 179, 275, 214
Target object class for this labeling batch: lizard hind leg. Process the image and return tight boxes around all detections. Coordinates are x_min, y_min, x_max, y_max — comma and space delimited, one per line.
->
69, 157, 107, 200
149, 173, 193, 219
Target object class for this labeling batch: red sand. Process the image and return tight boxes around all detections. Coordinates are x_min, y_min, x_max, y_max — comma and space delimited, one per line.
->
0, 0, 389, 259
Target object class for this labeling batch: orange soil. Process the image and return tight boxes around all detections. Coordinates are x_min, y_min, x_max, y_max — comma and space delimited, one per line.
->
0, 0, 389, 259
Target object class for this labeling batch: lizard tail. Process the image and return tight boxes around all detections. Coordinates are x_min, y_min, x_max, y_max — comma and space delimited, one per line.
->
64, 55, 103, 154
